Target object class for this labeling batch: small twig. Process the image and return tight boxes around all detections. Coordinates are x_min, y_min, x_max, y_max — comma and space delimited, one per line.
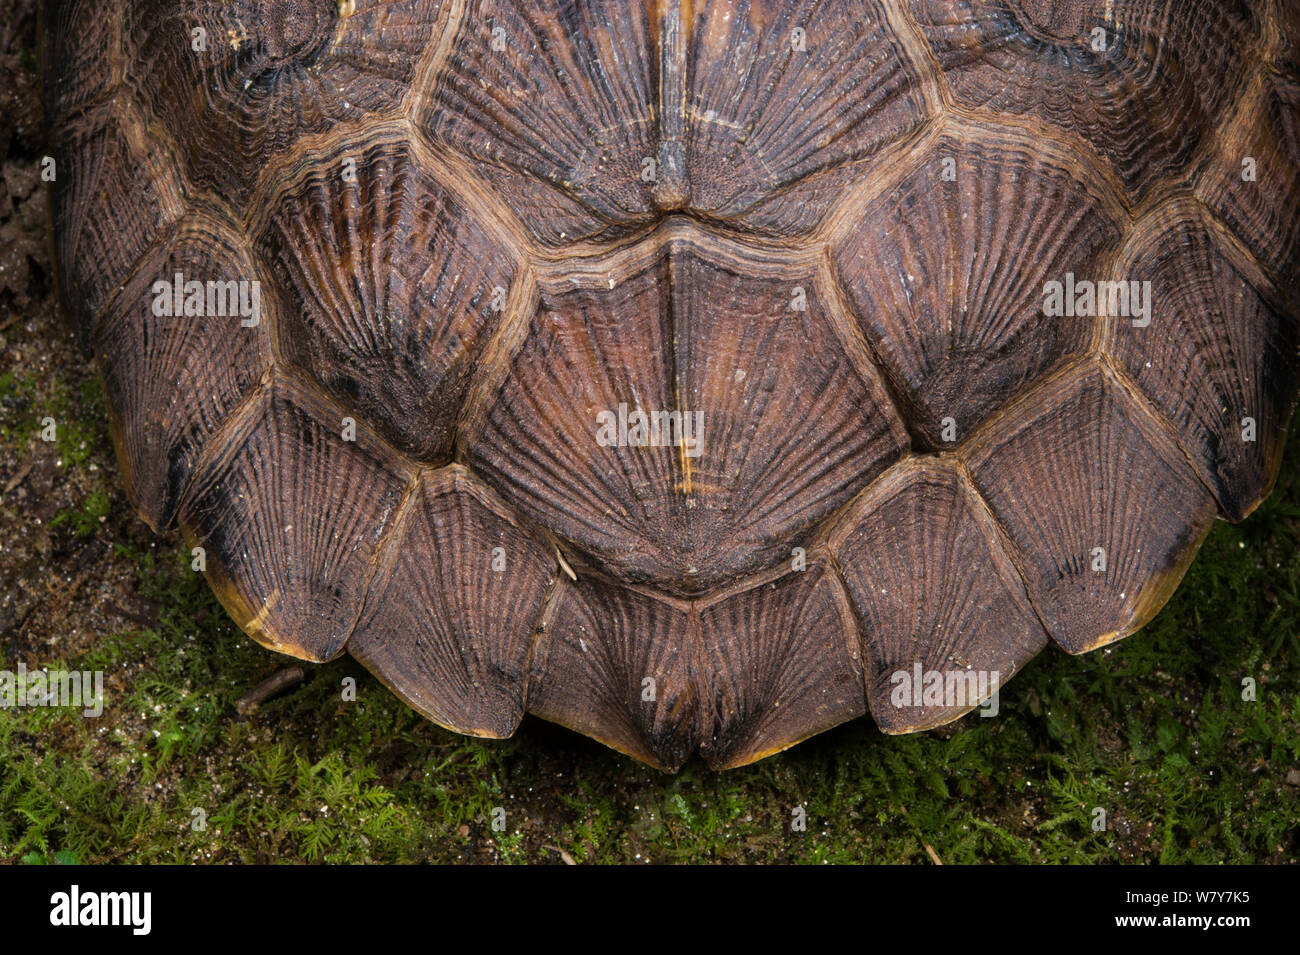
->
104, 600, 158, 629
235, 666, 306, 716
898, 803, 944, 865
2, 460, 34, 495
543, 844, 577, 866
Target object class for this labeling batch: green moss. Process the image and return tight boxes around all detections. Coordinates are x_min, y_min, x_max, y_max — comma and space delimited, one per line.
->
49, 489, 111, 536
0, 367, 105, 466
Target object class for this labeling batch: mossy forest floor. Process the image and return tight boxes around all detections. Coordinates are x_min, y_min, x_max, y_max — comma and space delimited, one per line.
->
2, 1, 1297, 864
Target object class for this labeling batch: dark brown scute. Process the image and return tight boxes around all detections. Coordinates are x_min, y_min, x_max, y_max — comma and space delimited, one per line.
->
680, 0, 928, 234
832, 133, 1120, 449
95, 218, 270, 530
42, 0, 123, 125
526, 577, 700, 771
1196, 69, 1300, 299
348, 468, 555, 738
469, 238, 905, 596
525, 559, 869, 770
177, 374, 413, 663
50, 104, 179, 339
697, 561, 866, 769
124, 0, 445, 206
967, 368, 1219, 654
831, 460, 1048, 732
256, 134, 517, 463
910, 0, 1257, 200
423, 0, 661, 246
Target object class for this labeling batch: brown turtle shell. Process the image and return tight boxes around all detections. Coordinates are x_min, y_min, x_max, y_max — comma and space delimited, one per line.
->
44, 0, 1300, 769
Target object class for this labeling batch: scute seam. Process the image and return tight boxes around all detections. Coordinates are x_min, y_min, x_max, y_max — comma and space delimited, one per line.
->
818, 248, 917, 449
820, 551, 868, 689
453, 264, 539, 457
338, 467, 429, 657
1097, 352, 1241, 522
954, 461, 1055, 655
400, 0, 468, 123
877, 0, 950, 118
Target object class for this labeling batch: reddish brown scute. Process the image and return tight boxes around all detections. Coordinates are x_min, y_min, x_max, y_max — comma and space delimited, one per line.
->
45, 0, 1300, 770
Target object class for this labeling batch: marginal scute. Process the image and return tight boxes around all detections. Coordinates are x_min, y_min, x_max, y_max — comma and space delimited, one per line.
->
910, 0, 1257, 200
51, 105, 177, 338
1196, 71, 1300, 298
1109, 210, 1300, 520
967, 367, 1219, 654
469, 239, 906, 595
684, 0, 928, 234
832, 461, 1048, 732
697, 561, 866, 769
527, 578, 699, 771
96, 218, 270, 530
422, 0, 660, 246
177, 374, 413, 662
348, 468, 555, 738
257, 136, 516, 463
125, 0, 446, 204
